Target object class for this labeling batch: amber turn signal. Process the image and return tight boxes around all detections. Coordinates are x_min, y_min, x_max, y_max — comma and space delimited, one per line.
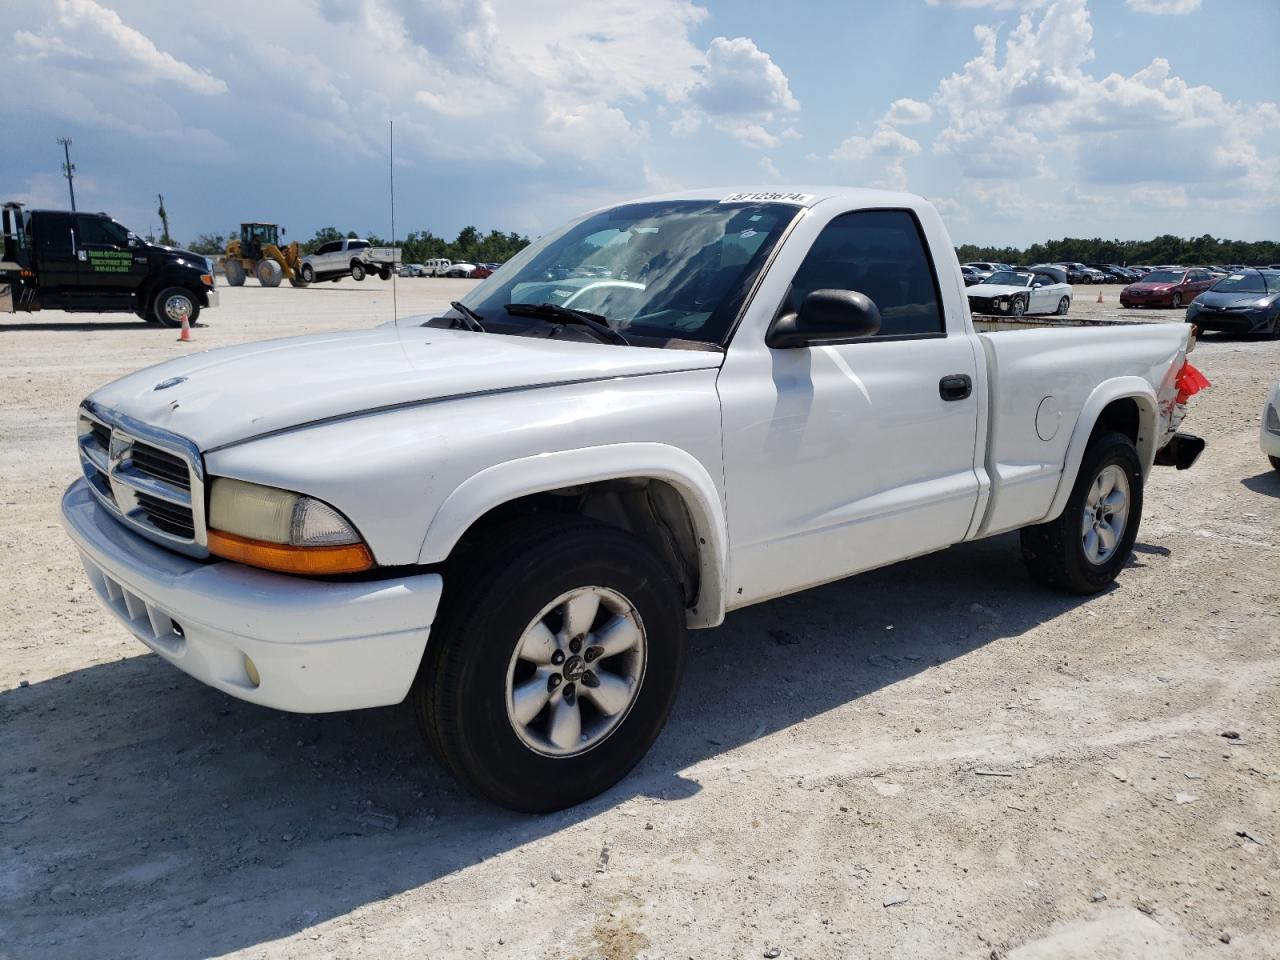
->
208, 528, 373, 575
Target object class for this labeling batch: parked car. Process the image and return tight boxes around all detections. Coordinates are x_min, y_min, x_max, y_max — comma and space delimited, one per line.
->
1053, 262, 1091, 283
300, 239, 400, 283
1262, 380, 1280, 472
967, 266, 1072, 317
960, 264, 984, 286
62, 186, 1206, 812
399, 263, 425, 278
1185, 269, 1280, 338
422, 259, 452, 277
1086, 263, 1132, 282
1120, 267, 1216, 309
444, 261, 477, 278
471, 264, 495, 280
961, 261, 1000, 282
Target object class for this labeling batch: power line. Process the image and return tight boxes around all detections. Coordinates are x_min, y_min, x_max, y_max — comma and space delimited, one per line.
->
56, 137, 76, 211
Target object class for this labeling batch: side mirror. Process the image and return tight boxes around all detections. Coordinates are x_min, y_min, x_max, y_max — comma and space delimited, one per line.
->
766, 289, 882, 348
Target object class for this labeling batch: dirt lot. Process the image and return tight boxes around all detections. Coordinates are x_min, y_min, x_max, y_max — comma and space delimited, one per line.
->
1, 280, 1276, 959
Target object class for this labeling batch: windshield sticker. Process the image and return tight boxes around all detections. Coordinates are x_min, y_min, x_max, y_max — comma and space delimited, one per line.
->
719, 191, 815, 205
739, 228, 758, 239
1229, 274, 1246, 280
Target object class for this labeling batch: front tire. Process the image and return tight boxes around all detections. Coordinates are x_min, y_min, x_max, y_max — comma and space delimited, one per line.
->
1011, 296, 1026, 318
1171, 293, 1182, 309
1271, 455, 1280, 473
1020, 431, 1143, 594
256, 259, 283, 287
351, 261, 366, 282
412, 519, 687, 812
152, 287, 199, 328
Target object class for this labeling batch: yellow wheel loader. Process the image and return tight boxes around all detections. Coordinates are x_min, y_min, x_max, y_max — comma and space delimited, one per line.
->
219, 223, 307, 288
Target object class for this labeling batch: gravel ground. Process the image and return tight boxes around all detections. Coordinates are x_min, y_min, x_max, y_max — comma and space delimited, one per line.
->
1, 279, 1276, 960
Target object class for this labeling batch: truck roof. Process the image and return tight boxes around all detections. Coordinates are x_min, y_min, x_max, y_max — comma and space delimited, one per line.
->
632, 185, 928, 210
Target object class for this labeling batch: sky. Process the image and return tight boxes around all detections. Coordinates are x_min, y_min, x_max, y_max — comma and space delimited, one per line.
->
4, 0, 1278, 249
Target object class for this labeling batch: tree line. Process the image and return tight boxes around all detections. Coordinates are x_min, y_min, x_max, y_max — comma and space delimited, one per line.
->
186, 225, 532, 265
955, 234, 1280, 267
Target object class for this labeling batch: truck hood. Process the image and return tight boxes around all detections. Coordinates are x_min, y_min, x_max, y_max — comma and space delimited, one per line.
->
87, 326, 724, 451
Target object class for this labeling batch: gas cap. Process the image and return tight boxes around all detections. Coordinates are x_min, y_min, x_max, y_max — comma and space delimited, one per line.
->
1036, 396, 1062, 441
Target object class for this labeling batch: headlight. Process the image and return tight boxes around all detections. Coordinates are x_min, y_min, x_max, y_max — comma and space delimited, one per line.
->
207, 477, 373, 575
1266, 403, 1280, 436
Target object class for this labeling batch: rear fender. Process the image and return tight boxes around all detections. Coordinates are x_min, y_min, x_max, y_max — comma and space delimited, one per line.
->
1043, 377, 1158, 522
418, 442, 730, 628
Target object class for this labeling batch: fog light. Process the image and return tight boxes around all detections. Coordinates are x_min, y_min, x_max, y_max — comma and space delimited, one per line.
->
244, 654, 261, 688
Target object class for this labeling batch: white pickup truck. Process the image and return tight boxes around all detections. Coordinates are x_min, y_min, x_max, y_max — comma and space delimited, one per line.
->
62, 187, 1205, 812
298, 238, 400, 284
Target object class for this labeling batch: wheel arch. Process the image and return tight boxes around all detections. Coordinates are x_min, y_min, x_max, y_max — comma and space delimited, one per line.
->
1044, 378, 1158, 522
419, 443, 729, 628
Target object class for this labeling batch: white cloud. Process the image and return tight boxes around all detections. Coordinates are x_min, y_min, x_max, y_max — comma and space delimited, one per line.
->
829, 124, 921, 190
886, 98, 933, 125
760, 156, 781, 179
928, 0, 1277, 200
1125, 0, 1201, 13
677, 35, 800, 149
16, 0, 226, 95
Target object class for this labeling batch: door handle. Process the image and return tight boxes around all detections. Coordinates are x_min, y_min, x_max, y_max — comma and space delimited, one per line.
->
939, 374, 972, 401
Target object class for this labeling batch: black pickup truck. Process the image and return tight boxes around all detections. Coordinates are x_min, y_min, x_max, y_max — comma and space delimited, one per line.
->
1, 203, 218, 327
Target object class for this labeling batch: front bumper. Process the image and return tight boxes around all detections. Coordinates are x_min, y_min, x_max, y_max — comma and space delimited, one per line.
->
61, 479, 442, 713
1188, 308, 1270, 334
1262, 399, 1280, 459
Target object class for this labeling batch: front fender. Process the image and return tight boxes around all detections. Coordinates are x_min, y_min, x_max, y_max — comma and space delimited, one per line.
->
419, 442, 730, 628
1043, 376, 1159, 522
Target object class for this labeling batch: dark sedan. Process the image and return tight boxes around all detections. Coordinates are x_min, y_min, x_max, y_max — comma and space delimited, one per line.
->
1120, 267, 1216, 308
1186, 269, 1280, 338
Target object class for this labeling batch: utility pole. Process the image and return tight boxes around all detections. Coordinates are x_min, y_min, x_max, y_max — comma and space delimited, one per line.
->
57, 137, 76, 211
157, 194, 172, 245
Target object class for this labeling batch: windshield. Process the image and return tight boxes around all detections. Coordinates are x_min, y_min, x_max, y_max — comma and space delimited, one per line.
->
1209, 271, 1270, 294
1143, 270, 1184, 284
454, 200, 801, 345
982, 271, 1030, 287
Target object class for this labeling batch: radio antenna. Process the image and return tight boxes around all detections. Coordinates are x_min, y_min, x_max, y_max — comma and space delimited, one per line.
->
389, 119, 398, 324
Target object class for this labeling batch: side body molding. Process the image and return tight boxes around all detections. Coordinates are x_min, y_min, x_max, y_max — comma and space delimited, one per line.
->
1043, 376, 1159, 523
418, 442, 731, 628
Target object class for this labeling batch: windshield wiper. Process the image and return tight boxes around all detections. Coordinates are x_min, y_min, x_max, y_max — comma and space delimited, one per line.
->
504, 302, 630, 346
448, 300, 486, 333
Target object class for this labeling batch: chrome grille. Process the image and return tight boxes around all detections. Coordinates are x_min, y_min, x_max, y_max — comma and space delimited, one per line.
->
77, 402, 208, 557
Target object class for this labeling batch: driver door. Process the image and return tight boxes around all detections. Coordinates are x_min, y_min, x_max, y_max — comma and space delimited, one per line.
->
75, 215, 148, 296
718, 208, 981, 606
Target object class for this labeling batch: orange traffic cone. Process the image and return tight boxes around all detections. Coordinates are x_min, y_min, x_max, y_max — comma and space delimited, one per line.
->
1096, 289, 1103, 304
177, 314, 192, 342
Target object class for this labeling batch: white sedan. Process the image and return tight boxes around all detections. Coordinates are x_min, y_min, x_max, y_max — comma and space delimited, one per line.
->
1262, 380, 1280, 472
966, 268, 1072, 317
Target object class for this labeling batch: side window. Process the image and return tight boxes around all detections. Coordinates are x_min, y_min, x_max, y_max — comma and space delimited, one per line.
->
349, 240, 370, 252
785, 209, 944, 337
316, 241, 339, 255
38, 213, 74, 257
76, 216, 124, 246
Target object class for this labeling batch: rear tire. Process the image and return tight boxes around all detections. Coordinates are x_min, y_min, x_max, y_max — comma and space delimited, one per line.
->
1057, 296, 1070, 315
1171, 293, 1182, 309
1020, 431, 1143, 594
1271, 455, 1280, 473
152, 287, 200, 328
379, 266, 391, 281
300, 263, 316, 284
411, 518, 687, 813
224, 260, 246, 287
